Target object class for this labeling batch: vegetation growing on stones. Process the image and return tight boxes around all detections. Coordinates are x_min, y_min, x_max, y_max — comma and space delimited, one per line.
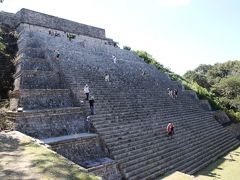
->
0, 24, 18, 131
135, 50, 240, 122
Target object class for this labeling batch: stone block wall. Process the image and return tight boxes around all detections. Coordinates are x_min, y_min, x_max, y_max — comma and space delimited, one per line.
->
15, 71, 62, 89
18, 89, 73, 110
1, 8, 105, 39
17, 47, 46, 59
0, 11, 17, 27
51, 136, 107, 165
214, 110, 231, 125
200, 100, 212, 111
12, 110, 86, 138
90, 163, 122, 180
15, 58, 53, 72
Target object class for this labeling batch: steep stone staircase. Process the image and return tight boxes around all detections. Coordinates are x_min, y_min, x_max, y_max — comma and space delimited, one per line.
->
8, 24, 121, 179
9, 21, 239, 180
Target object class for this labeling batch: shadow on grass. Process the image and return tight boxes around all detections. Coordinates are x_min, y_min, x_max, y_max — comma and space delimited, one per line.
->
28, 145, 99, 180
195, 146, 240, 179
0, 132, 99, 179
0, 132, 28, 178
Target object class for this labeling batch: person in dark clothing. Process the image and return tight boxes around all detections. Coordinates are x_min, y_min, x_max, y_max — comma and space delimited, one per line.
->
84, 116, 91, 133
89, 96, 95, 115
174, 89, 178, 98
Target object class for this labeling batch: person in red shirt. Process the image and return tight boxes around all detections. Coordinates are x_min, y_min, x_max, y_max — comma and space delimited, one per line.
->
167, 122, 174, 139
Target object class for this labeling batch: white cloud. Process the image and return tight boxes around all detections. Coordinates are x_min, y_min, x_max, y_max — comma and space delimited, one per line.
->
159, 0, 192, 6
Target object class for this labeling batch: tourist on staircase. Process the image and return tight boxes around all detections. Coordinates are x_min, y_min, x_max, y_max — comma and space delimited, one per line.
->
84, 84, 90, 100
54, 50, 60, 59
105, 74, 110, 82
167, 122, 174, 139
112, 55, 117, 64
89, 96, 95, 115
84, 116, 92, 133
173, 89, 178, 98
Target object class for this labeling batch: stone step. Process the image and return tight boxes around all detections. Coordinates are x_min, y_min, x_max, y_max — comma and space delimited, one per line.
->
92, 106, 211, 119
92, 111, 213, 132
184, 140, 240, 175
117, 124, 224, 166
101, 118, 217, 145
113, 123, 221, 161
98, 115, 217, 143
126, 132, 233, 180
41, 133, 98, 145
105, 122, 220, 158
124, 129, 229, 174
141, 135, 238, 180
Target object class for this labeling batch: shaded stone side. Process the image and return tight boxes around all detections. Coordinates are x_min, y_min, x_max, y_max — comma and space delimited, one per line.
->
225, 123, 240, 138
200, 100, 212, 111
14, 71, 63, 89
89, 163, 122, 180
51, 136, 107, 166
16, 89, 73, 110
214, 110, 231, 125
12, 112, 86, 138
17, 47, 46, 59
15, 58, 53, 72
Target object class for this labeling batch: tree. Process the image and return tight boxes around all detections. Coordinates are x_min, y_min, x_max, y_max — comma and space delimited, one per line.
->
212, 76, 240, 99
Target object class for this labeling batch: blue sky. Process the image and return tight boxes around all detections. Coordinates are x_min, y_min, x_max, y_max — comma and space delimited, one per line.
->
1, 0, 240, 75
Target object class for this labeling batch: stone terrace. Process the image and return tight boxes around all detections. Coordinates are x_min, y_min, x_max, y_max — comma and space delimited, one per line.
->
7, 9, 240, 180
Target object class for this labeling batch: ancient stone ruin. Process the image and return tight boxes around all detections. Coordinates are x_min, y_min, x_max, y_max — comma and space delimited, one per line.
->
1, 8, 239, 180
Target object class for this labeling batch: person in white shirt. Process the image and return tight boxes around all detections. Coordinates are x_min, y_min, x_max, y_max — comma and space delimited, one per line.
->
112, 55, 117, 64
105, 74, 110, 82
84, 84, 89, 100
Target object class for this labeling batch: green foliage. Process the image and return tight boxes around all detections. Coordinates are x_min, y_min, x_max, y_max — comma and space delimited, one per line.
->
212, 76, 240, 99
135, 50, 171, 74
0, 25, 18, 100
184, 60, 240, 122
0, 42, 6, 52
134, 49, 240, 122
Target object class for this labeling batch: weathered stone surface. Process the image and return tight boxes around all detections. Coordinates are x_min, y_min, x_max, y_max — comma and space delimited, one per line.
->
200, 100, 212, 111
15, 70, 63, 89
0, 11, 17, 27
214, 110, 231, 125
17, 89, 73, 110
15, 58, 53, 72
8, 108, 86, 138
1, 8, 106, 39
50, 135, 106, 165
88, 160, 122, 180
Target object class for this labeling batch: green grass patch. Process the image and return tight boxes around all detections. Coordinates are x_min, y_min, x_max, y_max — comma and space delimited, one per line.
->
0, 131, 100, 180
195, 146, 240, 179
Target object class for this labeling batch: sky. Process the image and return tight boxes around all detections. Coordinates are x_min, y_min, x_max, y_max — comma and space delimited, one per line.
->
1, 0, 240, 75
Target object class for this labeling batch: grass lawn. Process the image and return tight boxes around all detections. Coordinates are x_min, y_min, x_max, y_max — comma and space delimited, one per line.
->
195, 146, 240, 180
0, 131, 100, 180
163, 145, 240, 180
